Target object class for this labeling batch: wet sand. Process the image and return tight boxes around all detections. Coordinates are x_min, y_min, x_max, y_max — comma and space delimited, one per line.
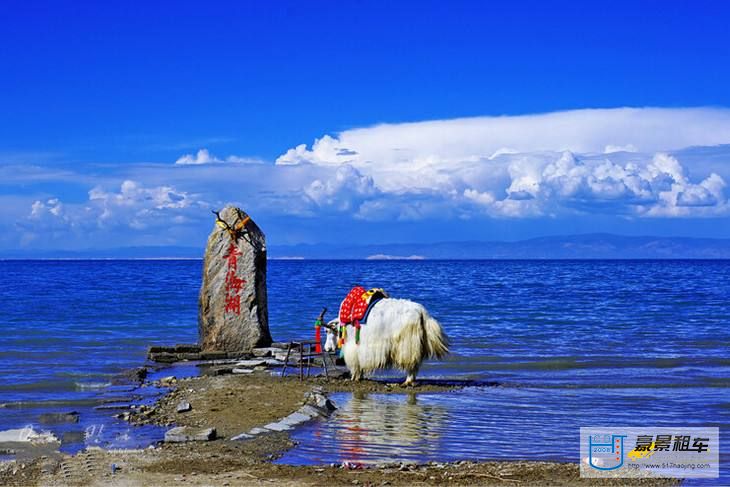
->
0, 372, 678, 486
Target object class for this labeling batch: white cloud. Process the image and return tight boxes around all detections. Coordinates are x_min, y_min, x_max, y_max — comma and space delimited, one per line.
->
11, 108, 730, 252
604, 144, 638, 153
175, 148, 262, 165
24, 180, 209, 241
304, 165, 377, 212
276, 107, 730, 169
86, 180, 202, 229
274, 108, 730, 219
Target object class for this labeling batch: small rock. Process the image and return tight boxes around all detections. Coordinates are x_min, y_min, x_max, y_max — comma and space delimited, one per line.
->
305, 392, 336, 412
207, 367, 234, 376
298, 404, 327, 418
251, 347, 277, 357
164, 426, 216, 443
229, 433, 253, 441
176, 401, 192, 413
231, 368, 254, 375
274, 352, 289, 362
38, 412, 80, 424
113, 366, 149, 385
159, 376, 177, 386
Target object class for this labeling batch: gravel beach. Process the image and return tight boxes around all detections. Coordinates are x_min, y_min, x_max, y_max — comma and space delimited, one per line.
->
0, 371, 679, 486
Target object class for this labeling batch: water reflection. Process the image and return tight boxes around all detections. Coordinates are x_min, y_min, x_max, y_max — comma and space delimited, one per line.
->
278, 386, 730, 470
332, 392, 448, 463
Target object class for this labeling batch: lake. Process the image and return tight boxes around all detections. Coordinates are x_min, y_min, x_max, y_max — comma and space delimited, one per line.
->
1, 260, 729, 475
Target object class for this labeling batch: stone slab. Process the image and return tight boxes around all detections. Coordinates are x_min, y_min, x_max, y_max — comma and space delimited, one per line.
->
263, 421, 291, 432
234, 359, 267, 368
164, 427, 216, 443
280, 411, 312, 427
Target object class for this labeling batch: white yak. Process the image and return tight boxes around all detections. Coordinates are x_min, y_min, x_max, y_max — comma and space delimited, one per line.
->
325, 298, 449, 385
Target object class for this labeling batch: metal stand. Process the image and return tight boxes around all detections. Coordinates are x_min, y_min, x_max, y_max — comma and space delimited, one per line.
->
281, 339, 333, 380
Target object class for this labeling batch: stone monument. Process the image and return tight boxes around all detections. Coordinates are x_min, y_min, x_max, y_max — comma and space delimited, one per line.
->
198, 206, 272, 351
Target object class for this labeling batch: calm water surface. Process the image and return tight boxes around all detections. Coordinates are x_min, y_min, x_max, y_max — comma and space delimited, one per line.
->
1, 260, 729, 473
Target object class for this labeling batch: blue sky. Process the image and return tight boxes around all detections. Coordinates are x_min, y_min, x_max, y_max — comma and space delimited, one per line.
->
3, 1, 730, 252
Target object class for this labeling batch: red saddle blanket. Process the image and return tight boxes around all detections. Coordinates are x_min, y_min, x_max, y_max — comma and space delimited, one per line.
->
338, 286, 387, 325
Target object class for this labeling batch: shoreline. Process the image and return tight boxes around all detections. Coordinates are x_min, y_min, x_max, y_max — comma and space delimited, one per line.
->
0, 369, 679, 486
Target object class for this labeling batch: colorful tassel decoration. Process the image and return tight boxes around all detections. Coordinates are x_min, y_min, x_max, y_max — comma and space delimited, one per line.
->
314, 319, 322, 353
354, 320, 361, 344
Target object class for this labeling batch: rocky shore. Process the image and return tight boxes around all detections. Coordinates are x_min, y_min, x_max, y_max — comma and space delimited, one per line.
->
0, 366, 679, 486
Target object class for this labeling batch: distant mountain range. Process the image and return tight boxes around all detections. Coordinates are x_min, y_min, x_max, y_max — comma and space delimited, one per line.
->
271, 234, 730, 260
0, 246, 203, 260
2, 234, 730, 259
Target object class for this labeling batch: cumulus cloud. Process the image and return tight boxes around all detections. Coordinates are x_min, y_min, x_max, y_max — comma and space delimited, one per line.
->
304, 165, 378, 212
24, 180, 209, 240
274, 108, 730, 219
87, 180, 203, 229
11, 108, 730, 252
276, 108, 730, 168
175, 148, 262, 165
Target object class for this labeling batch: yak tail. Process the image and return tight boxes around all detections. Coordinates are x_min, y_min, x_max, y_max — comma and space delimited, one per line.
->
423, 313, 449, 359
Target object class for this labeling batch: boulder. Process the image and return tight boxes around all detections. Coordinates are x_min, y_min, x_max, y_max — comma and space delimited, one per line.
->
198, 207, 272, 352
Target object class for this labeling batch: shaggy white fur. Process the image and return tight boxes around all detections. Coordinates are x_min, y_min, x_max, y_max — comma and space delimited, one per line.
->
328, 298, 449, 385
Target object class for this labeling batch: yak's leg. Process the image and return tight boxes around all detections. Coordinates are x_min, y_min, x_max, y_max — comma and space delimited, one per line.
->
403, 366, 420, 387
350, 367, 362, 381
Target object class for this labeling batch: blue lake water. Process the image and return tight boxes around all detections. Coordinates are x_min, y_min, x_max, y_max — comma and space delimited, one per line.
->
1, 260, 729, 477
